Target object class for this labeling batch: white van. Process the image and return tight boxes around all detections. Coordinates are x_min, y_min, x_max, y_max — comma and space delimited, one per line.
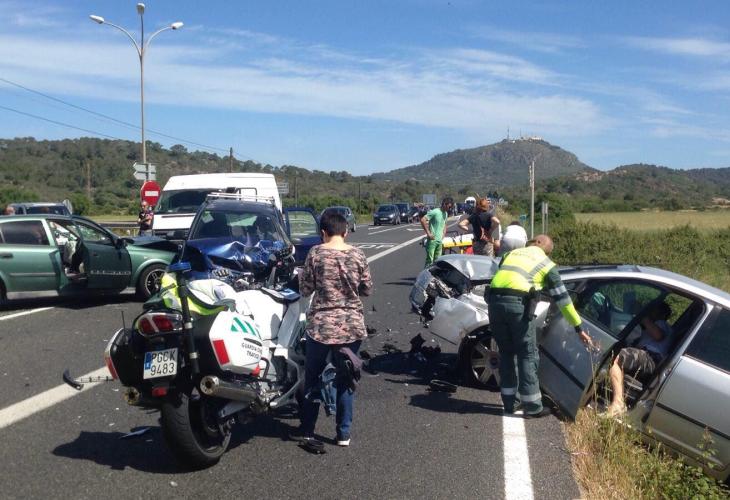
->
152, 173, 281, 239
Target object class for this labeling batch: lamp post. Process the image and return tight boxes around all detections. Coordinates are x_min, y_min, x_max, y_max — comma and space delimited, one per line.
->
90, 3, 183, 165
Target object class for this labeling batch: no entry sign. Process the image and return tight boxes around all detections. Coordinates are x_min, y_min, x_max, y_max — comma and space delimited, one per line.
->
140, 180, 161, 206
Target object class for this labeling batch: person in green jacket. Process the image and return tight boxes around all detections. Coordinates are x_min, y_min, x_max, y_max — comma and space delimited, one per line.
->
420, 197, 453, 266
487, 234, 593, 418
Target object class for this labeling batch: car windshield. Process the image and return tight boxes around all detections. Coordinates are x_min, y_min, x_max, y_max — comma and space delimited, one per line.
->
189, 209, 288, 244
25, 206, 67, 215
377, 205, 394, 213
155, 189, 214, 214
325, 207, 348, 216
396, 204, 408, 211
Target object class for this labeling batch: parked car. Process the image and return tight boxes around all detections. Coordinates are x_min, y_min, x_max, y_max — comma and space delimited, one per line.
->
0, 215, 177, 303
9, 201, 72, 216
183, 194, 320, 267
410, 254, 730, 482
373, 204, 401, 226
321, 206, 356, 232
395, 203, 410, 223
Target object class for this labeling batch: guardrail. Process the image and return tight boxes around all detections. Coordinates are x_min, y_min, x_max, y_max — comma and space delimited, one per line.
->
100, 221, 140, 236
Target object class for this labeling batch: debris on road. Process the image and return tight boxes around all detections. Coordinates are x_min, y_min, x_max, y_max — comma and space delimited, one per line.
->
428, 380, 458, 393
381, 343, 402, 353
119, 427, 152, 440
366, 325, 378, 337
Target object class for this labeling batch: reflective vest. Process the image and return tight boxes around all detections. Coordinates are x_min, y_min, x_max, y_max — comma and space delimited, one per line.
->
491, 246, 555, 293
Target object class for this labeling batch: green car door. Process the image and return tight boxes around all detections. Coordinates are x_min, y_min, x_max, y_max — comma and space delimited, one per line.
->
72, 219, 132, 290
0, 219, 60, 293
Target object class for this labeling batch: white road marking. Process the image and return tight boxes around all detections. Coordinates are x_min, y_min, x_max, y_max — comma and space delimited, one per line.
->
366, 234, 426, 263
502, 414, 535, 500
368, 225, 412, 235
0, 367, 110, 430
0, 307, 54, 321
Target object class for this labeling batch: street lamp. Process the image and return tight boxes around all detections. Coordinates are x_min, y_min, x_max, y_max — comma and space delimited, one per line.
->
89, 3, 183, 165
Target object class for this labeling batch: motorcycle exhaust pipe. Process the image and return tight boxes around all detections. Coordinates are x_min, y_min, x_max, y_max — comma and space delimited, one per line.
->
199, 375, 257, 403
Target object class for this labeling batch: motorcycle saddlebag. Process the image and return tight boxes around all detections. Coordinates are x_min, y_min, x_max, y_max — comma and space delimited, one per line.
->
108, 328, 146, 387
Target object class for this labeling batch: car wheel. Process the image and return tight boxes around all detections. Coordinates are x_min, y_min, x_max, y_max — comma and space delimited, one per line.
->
136, 263, 167, 300
351, 222, 356, 233
460, 331, 500, 390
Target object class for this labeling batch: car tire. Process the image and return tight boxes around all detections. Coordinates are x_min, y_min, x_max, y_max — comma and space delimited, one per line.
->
351, 223, 356, 233
460, 330, 500, 390
136, 263, 167, 300
0, 280, 6, 307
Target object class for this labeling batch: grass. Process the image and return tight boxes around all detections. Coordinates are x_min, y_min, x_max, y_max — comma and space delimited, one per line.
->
575, 210, 730, 232
567, 408, 729, 499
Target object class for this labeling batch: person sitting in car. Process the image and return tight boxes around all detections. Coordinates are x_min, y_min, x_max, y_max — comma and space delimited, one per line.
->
605, 301, 672, 417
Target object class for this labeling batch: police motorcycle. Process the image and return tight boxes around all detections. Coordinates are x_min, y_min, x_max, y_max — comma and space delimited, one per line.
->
66, 197, 313, 468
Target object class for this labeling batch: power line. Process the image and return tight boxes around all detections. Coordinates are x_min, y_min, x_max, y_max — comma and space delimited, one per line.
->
0, 77, 253, 159
0, 105, 126, 141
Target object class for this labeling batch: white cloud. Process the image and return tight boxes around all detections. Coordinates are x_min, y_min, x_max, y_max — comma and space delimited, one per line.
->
0, 31, 606, 138
623, 36, 730, 60
471, 26, 585, 54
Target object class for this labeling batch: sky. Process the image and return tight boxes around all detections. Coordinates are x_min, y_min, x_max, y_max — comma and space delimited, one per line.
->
1, 0, 730, 174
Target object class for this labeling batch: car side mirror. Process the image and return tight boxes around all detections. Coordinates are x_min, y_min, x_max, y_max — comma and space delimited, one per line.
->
115, 238, 127, 249
171, 230, 187, 240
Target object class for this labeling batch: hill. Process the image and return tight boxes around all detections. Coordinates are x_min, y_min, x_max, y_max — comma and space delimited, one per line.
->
372, 138, 594, 189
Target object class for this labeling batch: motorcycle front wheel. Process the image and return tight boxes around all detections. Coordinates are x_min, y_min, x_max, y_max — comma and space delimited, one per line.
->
161, 387, 231, 469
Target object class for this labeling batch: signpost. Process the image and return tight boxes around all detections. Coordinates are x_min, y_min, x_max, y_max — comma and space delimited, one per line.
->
276, 182, 289, 195
140, 180, 161, 206
422, 193, 437, 206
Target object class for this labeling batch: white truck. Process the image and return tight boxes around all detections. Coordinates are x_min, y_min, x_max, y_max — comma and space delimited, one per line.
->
152, 173, 282, 240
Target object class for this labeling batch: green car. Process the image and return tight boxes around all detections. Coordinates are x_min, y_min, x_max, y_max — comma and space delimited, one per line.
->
0, 215, 178, 304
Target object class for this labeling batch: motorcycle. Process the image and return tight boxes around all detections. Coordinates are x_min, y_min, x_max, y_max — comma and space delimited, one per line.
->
66, 239, 310, 468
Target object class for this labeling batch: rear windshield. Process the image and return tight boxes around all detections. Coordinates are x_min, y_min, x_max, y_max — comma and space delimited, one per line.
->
24, 205, 68, 215
155, 189, 213, 214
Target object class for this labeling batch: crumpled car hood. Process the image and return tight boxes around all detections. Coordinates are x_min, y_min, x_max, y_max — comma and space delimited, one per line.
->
434, 254, 500, 281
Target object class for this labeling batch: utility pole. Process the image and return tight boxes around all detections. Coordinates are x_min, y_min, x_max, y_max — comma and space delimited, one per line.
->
529, 160, 535, 238
229, 147, 233, 173
294, 175, 298, 206
357, 181, 361, 214
85, 160, 92, 200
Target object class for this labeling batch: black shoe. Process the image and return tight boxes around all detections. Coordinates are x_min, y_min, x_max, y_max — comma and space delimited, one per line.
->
523, 407, 552, 419
503, 403, 523, 415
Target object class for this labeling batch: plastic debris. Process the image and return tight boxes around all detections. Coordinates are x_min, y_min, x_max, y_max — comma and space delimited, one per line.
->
428, 379, 458, 393
120, 427, 152, 440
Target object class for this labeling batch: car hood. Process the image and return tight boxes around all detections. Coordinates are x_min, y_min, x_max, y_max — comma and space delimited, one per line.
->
435, 254, 500, 281
126, 235, 179, 253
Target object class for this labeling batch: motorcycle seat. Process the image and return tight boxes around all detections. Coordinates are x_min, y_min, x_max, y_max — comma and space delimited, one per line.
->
260, 287, 300, 304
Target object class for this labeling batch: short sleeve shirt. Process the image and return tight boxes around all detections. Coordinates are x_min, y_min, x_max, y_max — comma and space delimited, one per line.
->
425, 208, 447, 243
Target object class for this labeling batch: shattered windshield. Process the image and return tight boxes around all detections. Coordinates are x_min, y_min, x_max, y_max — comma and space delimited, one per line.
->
189, 209, 288, 244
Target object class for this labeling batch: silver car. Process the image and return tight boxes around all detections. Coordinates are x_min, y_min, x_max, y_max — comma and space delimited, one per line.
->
410, 254, 730, 482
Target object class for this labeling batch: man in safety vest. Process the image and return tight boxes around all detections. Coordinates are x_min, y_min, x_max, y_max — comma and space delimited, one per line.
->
487, 234, 593, 418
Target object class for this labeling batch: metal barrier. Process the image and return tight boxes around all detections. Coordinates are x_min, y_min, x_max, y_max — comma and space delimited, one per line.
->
100, 221, 139, 236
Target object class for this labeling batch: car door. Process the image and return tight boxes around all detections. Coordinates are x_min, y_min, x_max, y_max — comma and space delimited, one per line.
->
283, 208, 320, 265
644, 305, 730, 476
72, 219, 132, 290
538, 279, 665, 418
0, 219, 60, 292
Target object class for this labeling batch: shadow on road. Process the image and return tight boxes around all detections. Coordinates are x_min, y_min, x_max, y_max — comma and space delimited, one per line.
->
409, 392, 504, 416
382, 276, 417, 287
0, 293, 140, 313
52, 414, 301, 473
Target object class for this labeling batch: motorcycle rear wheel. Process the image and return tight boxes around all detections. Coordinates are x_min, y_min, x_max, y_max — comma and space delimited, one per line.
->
161, 387, 231, 469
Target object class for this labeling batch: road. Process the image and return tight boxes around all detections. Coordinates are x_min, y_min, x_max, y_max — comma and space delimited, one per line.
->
0, 220, 580, 499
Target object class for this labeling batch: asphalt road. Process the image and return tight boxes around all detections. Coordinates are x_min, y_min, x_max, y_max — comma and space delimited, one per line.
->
0, 220, 580, 499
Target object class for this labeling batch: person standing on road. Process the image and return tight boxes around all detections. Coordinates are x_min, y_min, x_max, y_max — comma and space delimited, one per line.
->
137, 201, 153, 236
457, 198, 500, 256
487, 234, 593, 417
298, 211, 373, 447
420, 197, 453, 266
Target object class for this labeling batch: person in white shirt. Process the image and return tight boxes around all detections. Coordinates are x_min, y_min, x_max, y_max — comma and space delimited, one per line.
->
605, 301, 672, 417
497, 221, 528, 256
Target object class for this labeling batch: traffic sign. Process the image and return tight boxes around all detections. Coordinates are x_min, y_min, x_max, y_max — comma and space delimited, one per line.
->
277, 182, 289, 195
140, 180, 161, 206
132, 162, 156, 181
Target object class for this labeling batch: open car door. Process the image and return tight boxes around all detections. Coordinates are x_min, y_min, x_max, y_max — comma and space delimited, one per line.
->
283, 208, 320, 265
73, 219, 132, 290
538, 279, 664, 418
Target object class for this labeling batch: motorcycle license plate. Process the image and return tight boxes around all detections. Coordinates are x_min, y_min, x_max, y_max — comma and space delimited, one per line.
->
143, 348, 178, 379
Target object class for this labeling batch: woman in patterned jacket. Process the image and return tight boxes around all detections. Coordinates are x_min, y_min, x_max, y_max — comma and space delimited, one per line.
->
298, 209, 373, 447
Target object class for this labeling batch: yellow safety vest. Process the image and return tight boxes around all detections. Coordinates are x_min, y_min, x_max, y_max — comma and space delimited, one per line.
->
491, 246, 555, 292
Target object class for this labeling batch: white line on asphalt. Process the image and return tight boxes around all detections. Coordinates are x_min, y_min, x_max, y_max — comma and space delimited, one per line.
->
365, 233, 425, 263
368, 225, 413, 235
0, 367, 110, 430
502, 414, 535, 500
0, 307, 54, 322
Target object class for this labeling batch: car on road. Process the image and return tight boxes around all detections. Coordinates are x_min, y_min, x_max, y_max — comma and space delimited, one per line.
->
395, 203, 410, 223
9, 201, 72, 216
410, 254, 730, 482
321, 206, 357, 232
0, 215, 178, 303
373, 204, 401, 226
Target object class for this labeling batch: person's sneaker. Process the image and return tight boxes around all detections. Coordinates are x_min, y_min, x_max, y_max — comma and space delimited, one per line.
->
336, 437, 350, 447
523, 407, 552, 419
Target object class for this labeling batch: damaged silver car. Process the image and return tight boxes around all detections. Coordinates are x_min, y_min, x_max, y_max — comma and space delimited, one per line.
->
410, 254, 730, 482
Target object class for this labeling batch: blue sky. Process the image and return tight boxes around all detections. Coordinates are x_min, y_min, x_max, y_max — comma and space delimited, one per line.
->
1, 0, 730, 174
